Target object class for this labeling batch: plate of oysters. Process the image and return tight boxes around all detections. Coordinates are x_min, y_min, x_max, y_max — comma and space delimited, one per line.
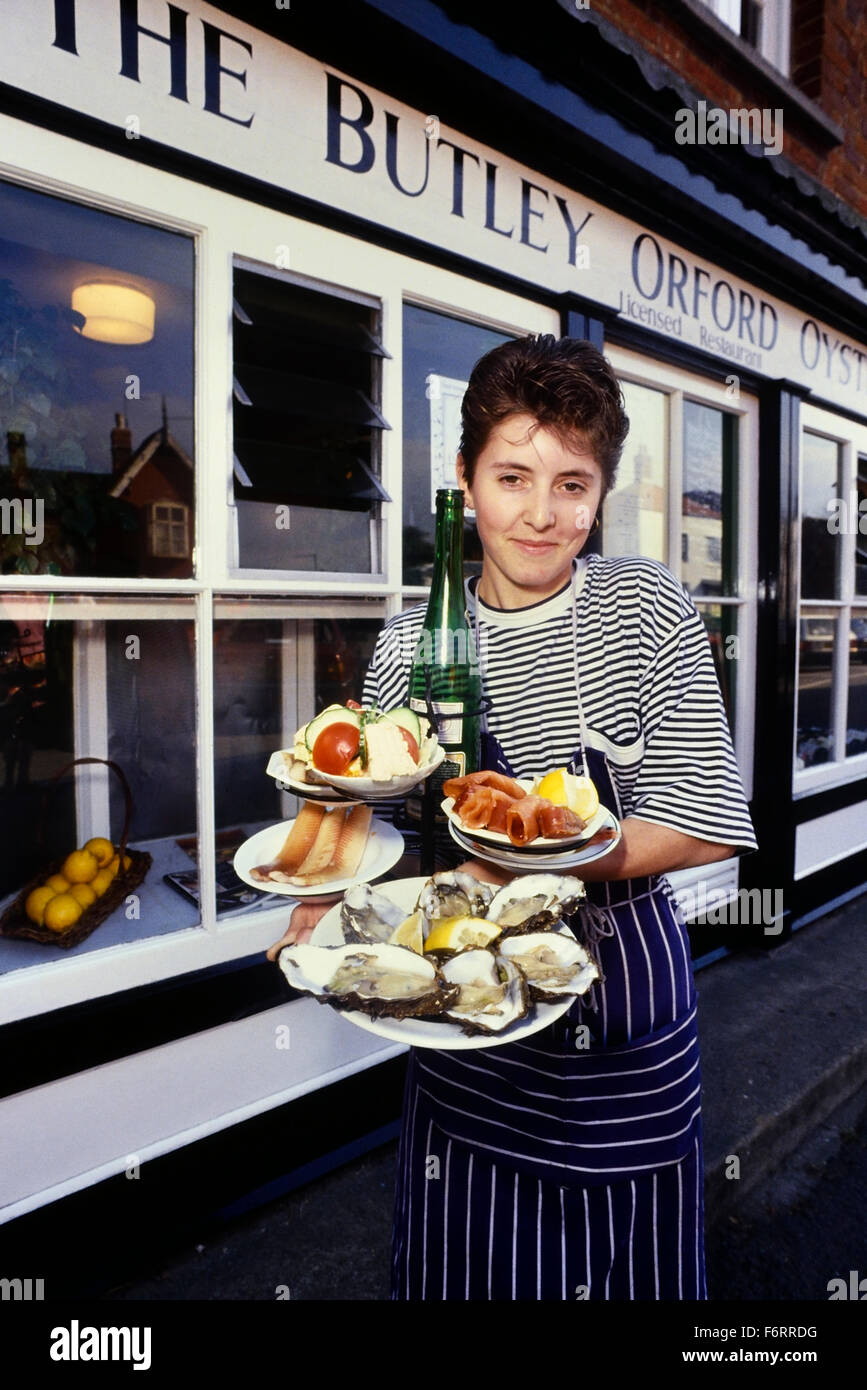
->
275, 872, 599, 1049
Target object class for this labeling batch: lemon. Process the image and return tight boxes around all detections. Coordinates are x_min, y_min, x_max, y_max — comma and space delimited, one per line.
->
83, 837, 115, 867
106, 855, 121, 880
535, 768, 600, 822
91, 869, 114, 898
389, 911, 424, 955
70, 883, 97, 910
43, 893, 83, 933
62, 849, 99, 885
46, 873, 71, 895
424, 915, 501, 953
25, 885, 58, 926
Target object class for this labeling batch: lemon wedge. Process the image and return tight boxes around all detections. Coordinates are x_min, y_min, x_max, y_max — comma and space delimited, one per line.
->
424, 915, 501, 954
389, 911, 424, 955
535, 768, 600, 821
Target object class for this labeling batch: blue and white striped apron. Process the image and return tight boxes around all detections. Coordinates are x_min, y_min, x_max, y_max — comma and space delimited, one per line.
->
392, 735, 706, 1301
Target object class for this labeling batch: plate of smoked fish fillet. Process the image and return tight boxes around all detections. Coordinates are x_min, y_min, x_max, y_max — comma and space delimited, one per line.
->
233, 802, 404, 897
442, 770, 618, 853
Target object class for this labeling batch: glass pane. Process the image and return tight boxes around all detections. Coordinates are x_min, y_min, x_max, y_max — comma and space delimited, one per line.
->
0, 179, 195, 580
212, 602, 382, 919
695, 603, 738, 736
402, 304, 513, 586
603, 380, 667, 562
682, 402, 737, 598
857, 456, 867, 597
848, 610, 867, 758
233, 267, 386, 574
801, 432, 841, 599
0, 594, 200, 977
796, 612, 836, 768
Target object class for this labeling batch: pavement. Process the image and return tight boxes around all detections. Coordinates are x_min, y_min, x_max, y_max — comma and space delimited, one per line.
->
102, 890, 867, 1301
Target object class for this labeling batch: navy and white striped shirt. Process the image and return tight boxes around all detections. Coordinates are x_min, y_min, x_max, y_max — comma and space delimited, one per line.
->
364, 553, 756, 853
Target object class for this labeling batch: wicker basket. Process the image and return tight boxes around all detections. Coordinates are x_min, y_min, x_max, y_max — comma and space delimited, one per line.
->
0, 757, 152, 949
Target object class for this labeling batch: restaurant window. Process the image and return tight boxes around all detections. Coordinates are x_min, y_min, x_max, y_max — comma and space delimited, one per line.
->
0, 180, 194, 580
605, 349, 756, 770
0, 593, 200, 977
211, 601, 382, 919
796, 407, 867, 785
402, 302, 514, 588
232, 262, 391, 575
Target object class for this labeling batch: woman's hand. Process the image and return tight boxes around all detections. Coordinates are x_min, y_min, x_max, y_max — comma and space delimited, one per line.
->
266, 899, 334, 960
454, 858, 512, 886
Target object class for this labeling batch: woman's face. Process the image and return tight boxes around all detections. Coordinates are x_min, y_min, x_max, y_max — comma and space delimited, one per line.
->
457, 412, 603, 608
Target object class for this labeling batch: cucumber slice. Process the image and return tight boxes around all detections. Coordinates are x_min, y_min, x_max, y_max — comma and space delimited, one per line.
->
382, 706, 421, 744
304, 705, 362, 752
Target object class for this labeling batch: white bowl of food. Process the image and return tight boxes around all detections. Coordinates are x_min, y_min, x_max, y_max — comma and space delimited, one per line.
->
267, 703, 444, 800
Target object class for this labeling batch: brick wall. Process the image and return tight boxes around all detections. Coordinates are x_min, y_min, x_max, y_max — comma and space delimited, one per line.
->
588, 0, 867, 222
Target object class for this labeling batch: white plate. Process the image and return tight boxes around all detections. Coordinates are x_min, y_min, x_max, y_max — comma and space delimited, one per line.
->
448, 813, 622, 872
308, 741, 446, 800
443, 791, 608, 850
233, 815, 404, 898
276, 776, 363, 806
303, 877, 579, 1050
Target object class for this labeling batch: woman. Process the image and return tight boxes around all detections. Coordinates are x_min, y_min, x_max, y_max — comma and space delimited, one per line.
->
270, 335, 756, 1300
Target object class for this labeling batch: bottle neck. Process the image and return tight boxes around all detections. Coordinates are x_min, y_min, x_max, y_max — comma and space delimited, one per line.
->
426, 498, 466, 632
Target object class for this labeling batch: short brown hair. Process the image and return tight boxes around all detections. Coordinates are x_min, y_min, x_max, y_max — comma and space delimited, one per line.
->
459, 335, 629, 497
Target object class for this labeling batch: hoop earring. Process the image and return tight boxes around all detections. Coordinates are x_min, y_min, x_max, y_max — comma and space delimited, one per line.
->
590, 514, 600, 534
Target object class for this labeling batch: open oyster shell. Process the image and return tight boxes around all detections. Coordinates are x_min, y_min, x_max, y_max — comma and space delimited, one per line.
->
278, 942, 458, 1019
439, 949, 529, 1036
486, 874, 586, 934
416, 871, 496, 924
340, 882, 406, 945
499, 930, 598, 1002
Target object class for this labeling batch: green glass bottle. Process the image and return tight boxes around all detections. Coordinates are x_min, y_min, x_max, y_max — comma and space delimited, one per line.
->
408, 489, 482, 811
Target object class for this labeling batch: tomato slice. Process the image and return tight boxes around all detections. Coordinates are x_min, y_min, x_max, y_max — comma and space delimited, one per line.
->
311, 722, 361, 775
398, 727, 420, 764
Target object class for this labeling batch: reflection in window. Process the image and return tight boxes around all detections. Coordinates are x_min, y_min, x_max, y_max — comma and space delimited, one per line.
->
212, 604, 381, 916
0, 595, 201, 974
801, 433, 840, 599
847, 610, 867, 759
149, 502, 189, 559
682, 401, 737, 598
605, 381, 667, 562
0, 180, 194, 580
402, 304, 512, 586
698, 604, 738, 735
796, 615, 836, 768
857, 457, 867, 597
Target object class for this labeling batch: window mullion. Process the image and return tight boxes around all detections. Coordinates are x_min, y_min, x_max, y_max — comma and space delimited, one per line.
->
669, 389, 683, 579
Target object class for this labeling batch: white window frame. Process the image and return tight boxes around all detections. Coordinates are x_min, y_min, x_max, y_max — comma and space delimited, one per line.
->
0, 115, 557, 1024
606, 345, 759, 801
794, 403, 867, 797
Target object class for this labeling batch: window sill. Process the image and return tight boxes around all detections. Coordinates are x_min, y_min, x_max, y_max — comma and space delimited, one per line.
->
793, 753, 867, 799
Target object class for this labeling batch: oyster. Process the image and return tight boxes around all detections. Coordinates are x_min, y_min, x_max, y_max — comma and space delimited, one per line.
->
416, 871, 496, 924
499, 930, 598, 1002
340, 882, 406, 945
439, 950, 528, 1036
278, 942, 458, 1019
486, 874, 586, 934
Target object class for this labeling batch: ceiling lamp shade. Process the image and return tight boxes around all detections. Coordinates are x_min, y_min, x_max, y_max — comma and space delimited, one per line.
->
71, 281, 156, 345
